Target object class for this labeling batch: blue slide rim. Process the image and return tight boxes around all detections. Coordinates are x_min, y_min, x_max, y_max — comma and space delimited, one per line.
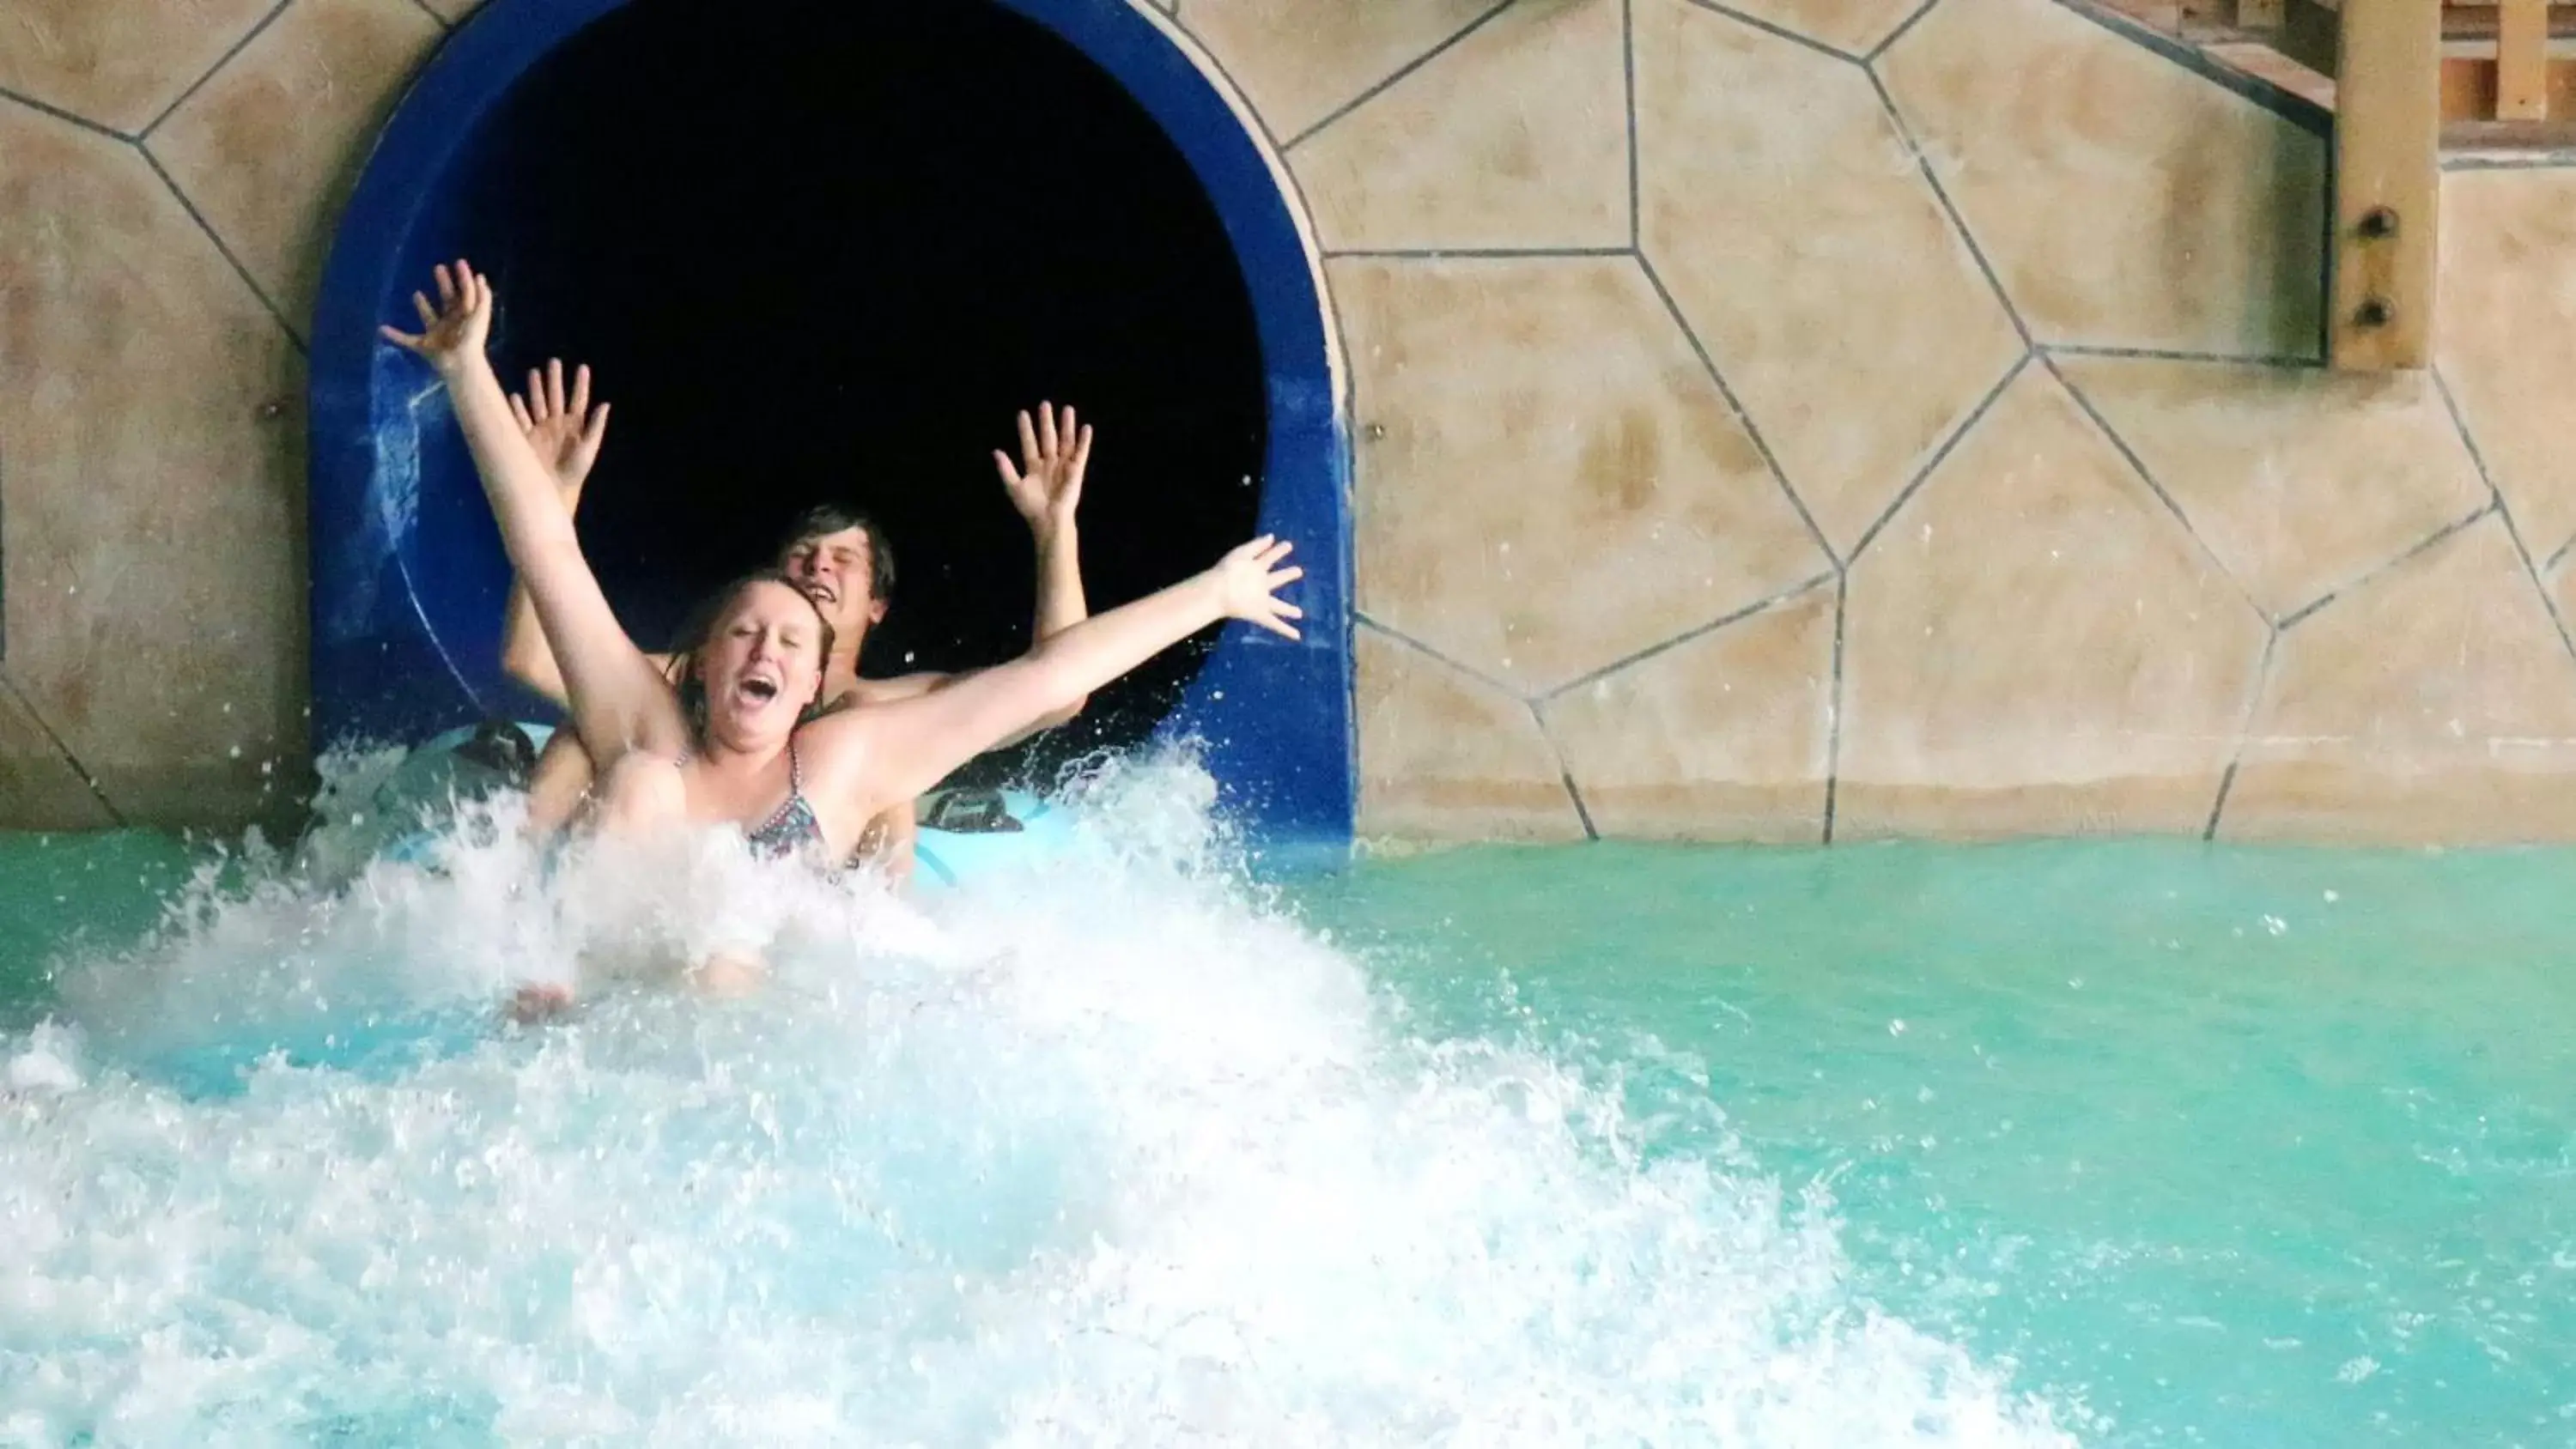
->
308, 0, 1352, 845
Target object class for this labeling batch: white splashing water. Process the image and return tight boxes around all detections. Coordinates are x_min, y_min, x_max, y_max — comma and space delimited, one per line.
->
1, 756, 2078, 1446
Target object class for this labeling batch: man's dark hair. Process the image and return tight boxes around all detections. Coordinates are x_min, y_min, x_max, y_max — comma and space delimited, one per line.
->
775, 504, 897, 605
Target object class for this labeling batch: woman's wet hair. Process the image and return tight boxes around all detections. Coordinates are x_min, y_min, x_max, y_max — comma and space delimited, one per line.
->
666, 569, 840, 736
776, 504, 897, 605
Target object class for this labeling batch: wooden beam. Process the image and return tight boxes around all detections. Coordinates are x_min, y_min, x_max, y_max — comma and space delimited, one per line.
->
2497, 0, 2551, 117
2442, 7, 2576, 40
2331, 0, 2442, 371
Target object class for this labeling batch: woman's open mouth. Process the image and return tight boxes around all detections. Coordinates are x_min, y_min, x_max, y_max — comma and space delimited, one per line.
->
736, 676, 781, 705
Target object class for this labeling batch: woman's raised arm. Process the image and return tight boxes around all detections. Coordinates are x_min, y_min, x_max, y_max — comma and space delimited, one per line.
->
382, 263, 683, 761
802, 537, 1303, 821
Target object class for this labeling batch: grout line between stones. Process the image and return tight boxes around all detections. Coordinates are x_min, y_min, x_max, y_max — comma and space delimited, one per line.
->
139, 0, 298, 142
2202, 627, 2276, 841
138, 146, 309, 355
1538, 572, 1835, 702
3, 673, 127, 827
2427, 366, 2576, 666
1865, 0, 1945, 64
1867, 67, 2034, 350
0, 85, 137, 142
2428, 363, 2499, 495
1847, 349, 2029, 562
1633, 252, 1838, 567
2494, 496, 2576, 667
1353, 614, 1527, 700
1530, 701, 1602, 840
1823, 573, 1847, 844
2044, 350, 2267, 623
1676, 0, 1859, 64
1281, 0, 1521, 152
2275, 501, 2491, 630
1624, 0, 1641, 253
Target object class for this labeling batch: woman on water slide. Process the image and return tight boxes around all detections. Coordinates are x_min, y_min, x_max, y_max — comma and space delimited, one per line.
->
382, 262, 1303, 982
493, 360, 1105, 884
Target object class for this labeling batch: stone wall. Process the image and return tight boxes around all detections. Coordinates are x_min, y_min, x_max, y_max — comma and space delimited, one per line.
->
7, 0, 2576, 844
1291, 0, 2576, 846
1, 0, 447, 828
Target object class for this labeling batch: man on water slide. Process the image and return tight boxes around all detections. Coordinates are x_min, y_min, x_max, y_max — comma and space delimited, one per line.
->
493, 360, 1097, 882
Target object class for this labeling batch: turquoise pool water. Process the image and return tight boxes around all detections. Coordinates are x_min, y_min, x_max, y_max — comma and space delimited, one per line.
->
0, 831, 203, 1030
1, 776, 2568, 1443
1304, 840, 2576, 1446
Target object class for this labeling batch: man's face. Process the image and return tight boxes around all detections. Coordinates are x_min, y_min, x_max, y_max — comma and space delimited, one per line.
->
779, 526, 885, 642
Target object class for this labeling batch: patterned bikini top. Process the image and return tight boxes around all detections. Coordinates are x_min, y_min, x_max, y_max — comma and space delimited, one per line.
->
742, 737, 826, 858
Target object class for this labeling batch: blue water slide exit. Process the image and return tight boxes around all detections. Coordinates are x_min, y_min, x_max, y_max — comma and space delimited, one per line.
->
307, 0, 1351, 842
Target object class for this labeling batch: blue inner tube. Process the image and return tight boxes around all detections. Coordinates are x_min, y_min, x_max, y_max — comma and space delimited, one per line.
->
911, 787, 1073, 890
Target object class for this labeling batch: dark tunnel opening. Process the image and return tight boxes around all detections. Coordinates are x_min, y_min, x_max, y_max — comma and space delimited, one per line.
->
449, 0, 1268, 787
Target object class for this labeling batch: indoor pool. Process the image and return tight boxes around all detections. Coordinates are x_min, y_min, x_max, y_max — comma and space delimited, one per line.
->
1306, 838, 2576, 1447
1, 764, 2569, 1444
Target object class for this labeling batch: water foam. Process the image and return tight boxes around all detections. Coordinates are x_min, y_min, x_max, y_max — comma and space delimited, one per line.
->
2, 756, 2077, 1445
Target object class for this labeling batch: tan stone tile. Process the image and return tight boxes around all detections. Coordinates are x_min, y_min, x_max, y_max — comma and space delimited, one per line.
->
1721, 0, 1929, 56
2056, 356, 2489, 621
1357, 627, 1587, 841
2438, 169, 2576, 563
1634, 0, 2023, 557
1879, 0, 2326, 357
1290, 0, 1625, 252
1334, 254, 1832, 694
0, 0, 281, 134
2223, 519, 2576, 845
0, 107, 307, 828
1539, 582, 1833, 840
1838, 367, 2269, 837
0, 679, 118, 829
148, 0, 441, 336
1182, 0, 1503, 142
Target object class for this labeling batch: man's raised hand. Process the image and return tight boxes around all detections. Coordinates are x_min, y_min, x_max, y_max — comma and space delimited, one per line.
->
995, 402, 1091, 540
508, 359, 611, 499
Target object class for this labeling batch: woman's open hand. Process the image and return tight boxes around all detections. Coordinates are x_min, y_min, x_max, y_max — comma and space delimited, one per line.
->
380, 260, 493, 377
1209, 536, 1303, 640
